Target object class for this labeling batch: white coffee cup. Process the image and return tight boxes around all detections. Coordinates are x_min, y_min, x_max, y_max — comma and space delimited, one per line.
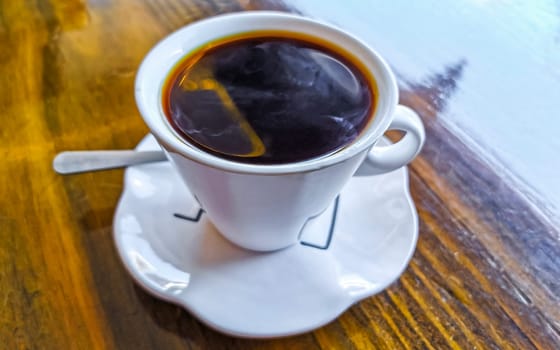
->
135, 11, 425, 251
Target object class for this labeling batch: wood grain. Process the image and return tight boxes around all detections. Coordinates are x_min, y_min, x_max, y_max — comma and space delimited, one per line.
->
1, 0, 558, 349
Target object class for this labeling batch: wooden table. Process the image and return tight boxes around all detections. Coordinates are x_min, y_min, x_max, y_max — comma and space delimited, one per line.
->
2, 0, 559, 348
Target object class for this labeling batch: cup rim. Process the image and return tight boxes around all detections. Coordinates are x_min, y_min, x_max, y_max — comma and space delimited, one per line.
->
135, 11, 398, 175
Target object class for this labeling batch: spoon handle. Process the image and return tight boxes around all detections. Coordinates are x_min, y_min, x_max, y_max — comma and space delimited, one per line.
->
53, 150, 167, 174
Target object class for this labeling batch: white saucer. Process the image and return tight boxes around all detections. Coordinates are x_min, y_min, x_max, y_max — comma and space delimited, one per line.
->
113, 135, 418, 338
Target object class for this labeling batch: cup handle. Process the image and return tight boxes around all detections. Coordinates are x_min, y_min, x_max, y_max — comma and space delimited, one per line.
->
354, 105, 425, 176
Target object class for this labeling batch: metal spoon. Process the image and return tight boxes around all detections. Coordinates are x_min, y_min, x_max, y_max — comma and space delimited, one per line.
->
53, 150, 167, 174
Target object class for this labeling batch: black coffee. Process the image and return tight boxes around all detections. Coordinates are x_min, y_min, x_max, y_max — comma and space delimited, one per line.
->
163, 32, 376, 164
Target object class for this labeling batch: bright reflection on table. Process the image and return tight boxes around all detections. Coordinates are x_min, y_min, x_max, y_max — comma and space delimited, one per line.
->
288, 0, 560, 221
